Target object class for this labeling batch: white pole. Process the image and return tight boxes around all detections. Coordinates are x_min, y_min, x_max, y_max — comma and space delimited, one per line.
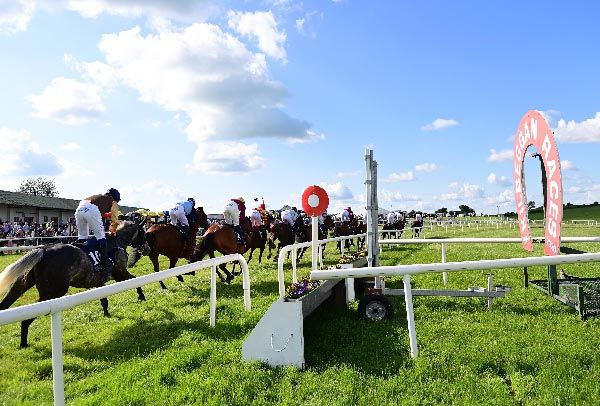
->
240, 261, 251, 312
403, 274, 418, 358
292, 248, 298, 283
312, 216, 319, 271
442, 243, 448, 286
345, 278, 355, 303
210, 265, 217, 327
51, 312, 65, 406
487, 274, 493, 308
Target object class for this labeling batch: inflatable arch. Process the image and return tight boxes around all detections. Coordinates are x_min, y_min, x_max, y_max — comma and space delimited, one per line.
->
513, 110, 563, 255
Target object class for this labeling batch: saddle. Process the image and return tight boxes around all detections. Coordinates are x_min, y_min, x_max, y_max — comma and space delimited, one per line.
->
71, 237, 118, 283
225, 224, 245, 245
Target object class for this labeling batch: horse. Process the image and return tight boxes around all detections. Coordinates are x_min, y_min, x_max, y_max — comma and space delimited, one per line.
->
267, 216, 304, 261
411, 219, 423, 238
382, 218, 406, 239
0, 221, 146, 348
295, 215, 334, 260
127, 207, 209, 289
333, 220, 355, 253
189, 217, 253, 284
247, 224, 268, 264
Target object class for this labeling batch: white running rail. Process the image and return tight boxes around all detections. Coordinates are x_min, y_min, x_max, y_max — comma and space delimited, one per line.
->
0, 253, 251, 406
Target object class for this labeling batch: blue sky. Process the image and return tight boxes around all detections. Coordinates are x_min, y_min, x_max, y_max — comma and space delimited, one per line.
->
0, 0, 599, 215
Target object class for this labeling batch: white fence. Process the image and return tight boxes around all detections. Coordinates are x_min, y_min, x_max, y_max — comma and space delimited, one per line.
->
311, 252, 600, 359
276, 233, 366, 298
0, 253, 251, 406
377, 236, 600, 285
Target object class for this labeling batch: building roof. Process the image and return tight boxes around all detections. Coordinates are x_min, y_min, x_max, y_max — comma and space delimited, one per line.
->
0, 190, 142, 214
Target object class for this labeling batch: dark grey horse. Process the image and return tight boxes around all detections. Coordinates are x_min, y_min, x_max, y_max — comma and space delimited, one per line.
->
0, 221, 145, 348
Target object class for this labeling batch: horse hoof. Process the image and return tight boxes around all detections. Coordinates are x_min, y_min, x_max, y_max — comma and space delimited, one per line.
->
19, 343, 29, 349
138, 295, 146, 301
226, 275, 234, 284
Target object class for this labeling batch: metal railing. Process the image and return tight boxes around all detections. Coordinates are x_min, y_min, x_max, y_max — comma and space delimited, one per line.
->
377, 236, 600, 285
276, 233, 366, 298
311, 252, 600, 359
0, 253, 251, 406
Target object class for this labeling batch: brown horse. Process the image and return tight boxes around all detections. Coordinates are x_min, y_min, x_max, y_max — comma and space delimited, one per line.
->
334, 220, 355, 253
189, 220, 250, 284
247, 226, 267, 264
296, 215, 334, 260
267, 216, 304, 261
128, 207, 209, 289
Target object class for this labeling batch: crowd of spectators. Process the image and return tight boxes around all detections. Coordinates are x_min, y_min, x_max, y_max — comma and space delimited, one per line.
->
0, 219, 77, 241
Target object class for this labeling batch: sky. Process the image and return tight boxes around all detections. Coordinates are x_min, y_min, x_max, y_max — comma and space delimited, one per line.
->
0, 0, 599, 215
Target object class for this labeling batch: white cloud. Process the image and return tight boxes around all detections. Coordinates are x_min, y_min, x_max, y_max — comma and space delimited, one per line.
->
295, 18, 304, 34
60, 142, 81, 151
95, 24, 320, 172
187, 141, 265, 174
435, 183, 484, 201
414, 162, 437, 173
561, 160, 578, 171
29, 77, 105, 124
317, 181, 353, 200
59, 0, 213, 20
111, 144, 125, 157
120, 180, 188, 210
0, 128, 63, 176
486, 189, 513, 206
228, 10, 287, 62
336, 170, 360, 178
380, 189, 421, 203
64, 54, 117, 87
488, 149, 513, 162
384, 171, 415, 182
487, 172, 510, 186
555, 113, 600, 143
0, 0, 34, 34
421, 118, 458, 131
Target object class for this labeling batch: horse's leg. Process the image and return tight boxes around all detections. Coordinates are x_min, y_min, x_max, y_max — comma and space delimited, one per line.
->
23, 268, 70, 348
149, 253, 167, 289
248, 247, 254, 263
169, 257, 184, 282
258, 246, 264, 263
112, 264, 146, 302
100, 298, 109, 317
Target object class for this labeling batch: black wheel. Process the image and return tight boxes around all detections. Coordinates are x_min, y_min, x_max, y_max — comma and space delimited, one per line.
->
358, 294, 394, 321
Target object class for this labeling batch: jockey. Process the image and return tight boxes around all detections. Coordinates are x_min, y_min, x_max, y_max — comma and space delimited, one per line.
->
231, 197, 246, 223
387, 211, 397, 225
340, 208, 351, 223
75, 188, 121, 272
257, 203, 269, 227
416, 212, 423, 224
281, 207, 299, 235
251, 206, 266, 239
346, 206, 355, 223
169, 198, 195, 238
224, 198, 245, 244
318, 209, 328, 235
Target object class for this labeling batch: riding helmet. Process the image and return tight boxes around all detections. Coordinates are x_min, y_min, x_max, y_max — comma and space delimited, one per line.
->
106, 188, 121, 202
238, 196, 245, 203
188, 197, 195, 206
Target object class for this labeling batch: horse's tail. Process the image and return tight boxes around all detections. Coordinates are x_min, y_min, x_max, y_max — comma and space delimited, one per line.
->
0, 248, 43, 306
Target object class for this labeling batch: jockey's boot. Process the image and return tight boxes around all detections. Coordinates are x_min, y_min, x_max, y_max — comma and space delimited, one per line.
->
97, 238, 108, 272
180, 225, 189, 240
234, 225, 245, 245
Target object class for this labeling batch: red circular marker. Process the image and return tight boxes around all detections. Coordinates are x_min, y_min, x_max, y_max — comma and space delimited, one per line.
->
302, 185, 329, 217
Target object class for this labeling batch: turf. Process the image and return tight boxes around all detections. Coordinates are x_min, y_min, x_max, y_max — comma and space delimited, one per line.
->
1, 222, 600, 405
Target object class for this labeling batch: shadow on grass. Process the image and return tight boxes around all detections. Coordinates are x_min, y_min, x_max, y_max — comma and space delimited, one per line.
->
63, 307, 248, 364
303, 298, 411, 377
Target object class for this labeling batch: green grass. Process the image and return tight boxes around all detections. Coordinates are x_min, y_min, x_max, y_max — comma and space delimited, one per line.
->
524, 204, 600, 221
1, 224, 600, 405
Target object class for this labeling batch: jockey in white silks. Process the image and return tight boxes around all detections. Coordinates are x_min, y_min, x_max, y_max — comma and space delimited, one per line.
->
387, 211, 397, 225
251, 209, 263, 228
224, 200, 240, 226
340, 209, 350, 223
170, 198, 195, 233
281, 209, 298, 228
416, 212, 423, 224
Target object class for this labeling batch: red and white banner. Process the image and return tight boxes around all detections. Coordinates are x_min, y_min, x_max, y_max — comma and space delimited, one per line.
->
513, 110, 563, 255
